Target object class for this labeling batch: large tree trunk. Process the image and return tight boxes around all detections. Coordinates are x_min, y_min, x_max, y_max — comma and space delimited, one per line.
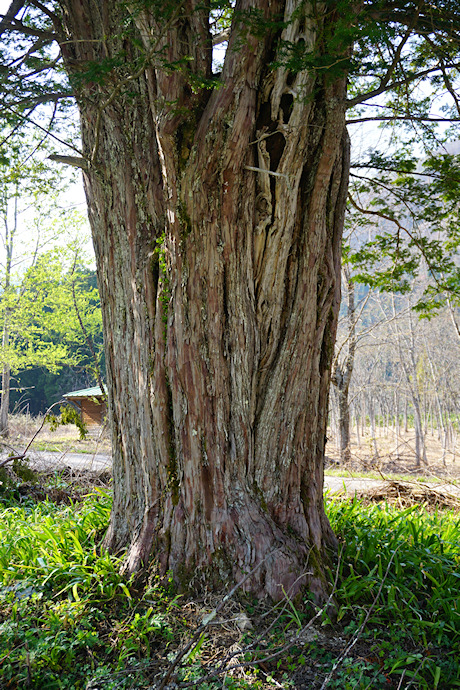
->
58, 0, 350, 600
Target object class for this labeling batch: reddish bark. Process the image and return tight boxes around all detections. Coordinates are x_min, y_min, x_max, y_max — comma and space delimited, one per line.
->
57, 0, 350, 600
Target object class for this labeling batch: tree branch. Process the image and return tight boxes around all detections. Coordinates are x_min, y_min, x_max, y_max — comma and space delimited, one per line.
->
347, 61, 460, 108
7, 35, 46, 70
347, 115, 460, 124
368, 1, 460, 40
350, 165, 453, 182
2, 104, 83, 156
21, 100, 58, 165
0, 93, 70, 110
48, 154, 88, 170
348, 192, 451, 296
28, 0, 60, 25
0, 400, 63, 469
212, 28, 230, 46
0, 15, 55, 40
11, 58, 60, 81
347, 5, 421, 108
438, 61, 460, 118
0, 0, 25, 39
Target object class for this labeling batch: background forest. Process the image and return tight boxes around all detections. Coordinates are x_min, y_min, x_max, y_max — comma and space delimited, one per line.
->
0, 132, 104, 423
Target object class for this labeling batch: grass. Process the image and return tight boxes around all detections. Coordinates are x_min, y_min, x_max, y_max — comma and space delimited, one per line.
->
5, 411, 111, 457
324, 499, 460, 688
1, 475, 460, 688
29, 440, 107, 454
0, 487, 180, 689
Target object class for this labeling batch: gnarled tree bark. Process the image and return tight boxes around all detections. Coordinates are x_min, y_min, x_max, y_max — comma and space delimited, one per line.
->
57, 0, 350, 601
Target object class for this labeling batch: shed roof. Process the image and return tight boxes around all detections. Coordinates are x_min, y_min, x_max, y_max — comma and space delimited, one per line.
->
63, 386, 106, 399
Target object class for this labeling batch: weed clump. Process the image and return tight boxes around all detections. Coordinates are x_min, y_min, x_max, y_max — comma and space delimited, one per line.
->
1, 483, 460, 688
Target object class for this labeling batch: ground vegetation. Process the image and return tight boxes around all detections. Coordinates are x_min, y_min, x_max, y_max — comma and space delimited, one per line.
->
1, 464, 460, 688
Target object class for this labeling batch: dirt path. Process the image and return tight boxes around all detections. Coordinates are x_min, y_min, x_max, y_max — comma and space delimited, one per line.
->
26, 449, 111, 473
13, 450, 460, 501
325, 476, 386, 494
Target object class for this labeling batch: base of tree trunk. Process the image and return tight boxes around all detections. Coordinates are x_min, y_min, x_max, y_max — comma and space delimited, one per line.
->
104, 479, 338, 602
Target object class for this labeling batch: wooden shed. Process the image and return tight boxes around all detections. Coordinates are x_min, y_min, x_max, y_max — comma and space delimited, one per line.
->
63, 386, 107, 427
